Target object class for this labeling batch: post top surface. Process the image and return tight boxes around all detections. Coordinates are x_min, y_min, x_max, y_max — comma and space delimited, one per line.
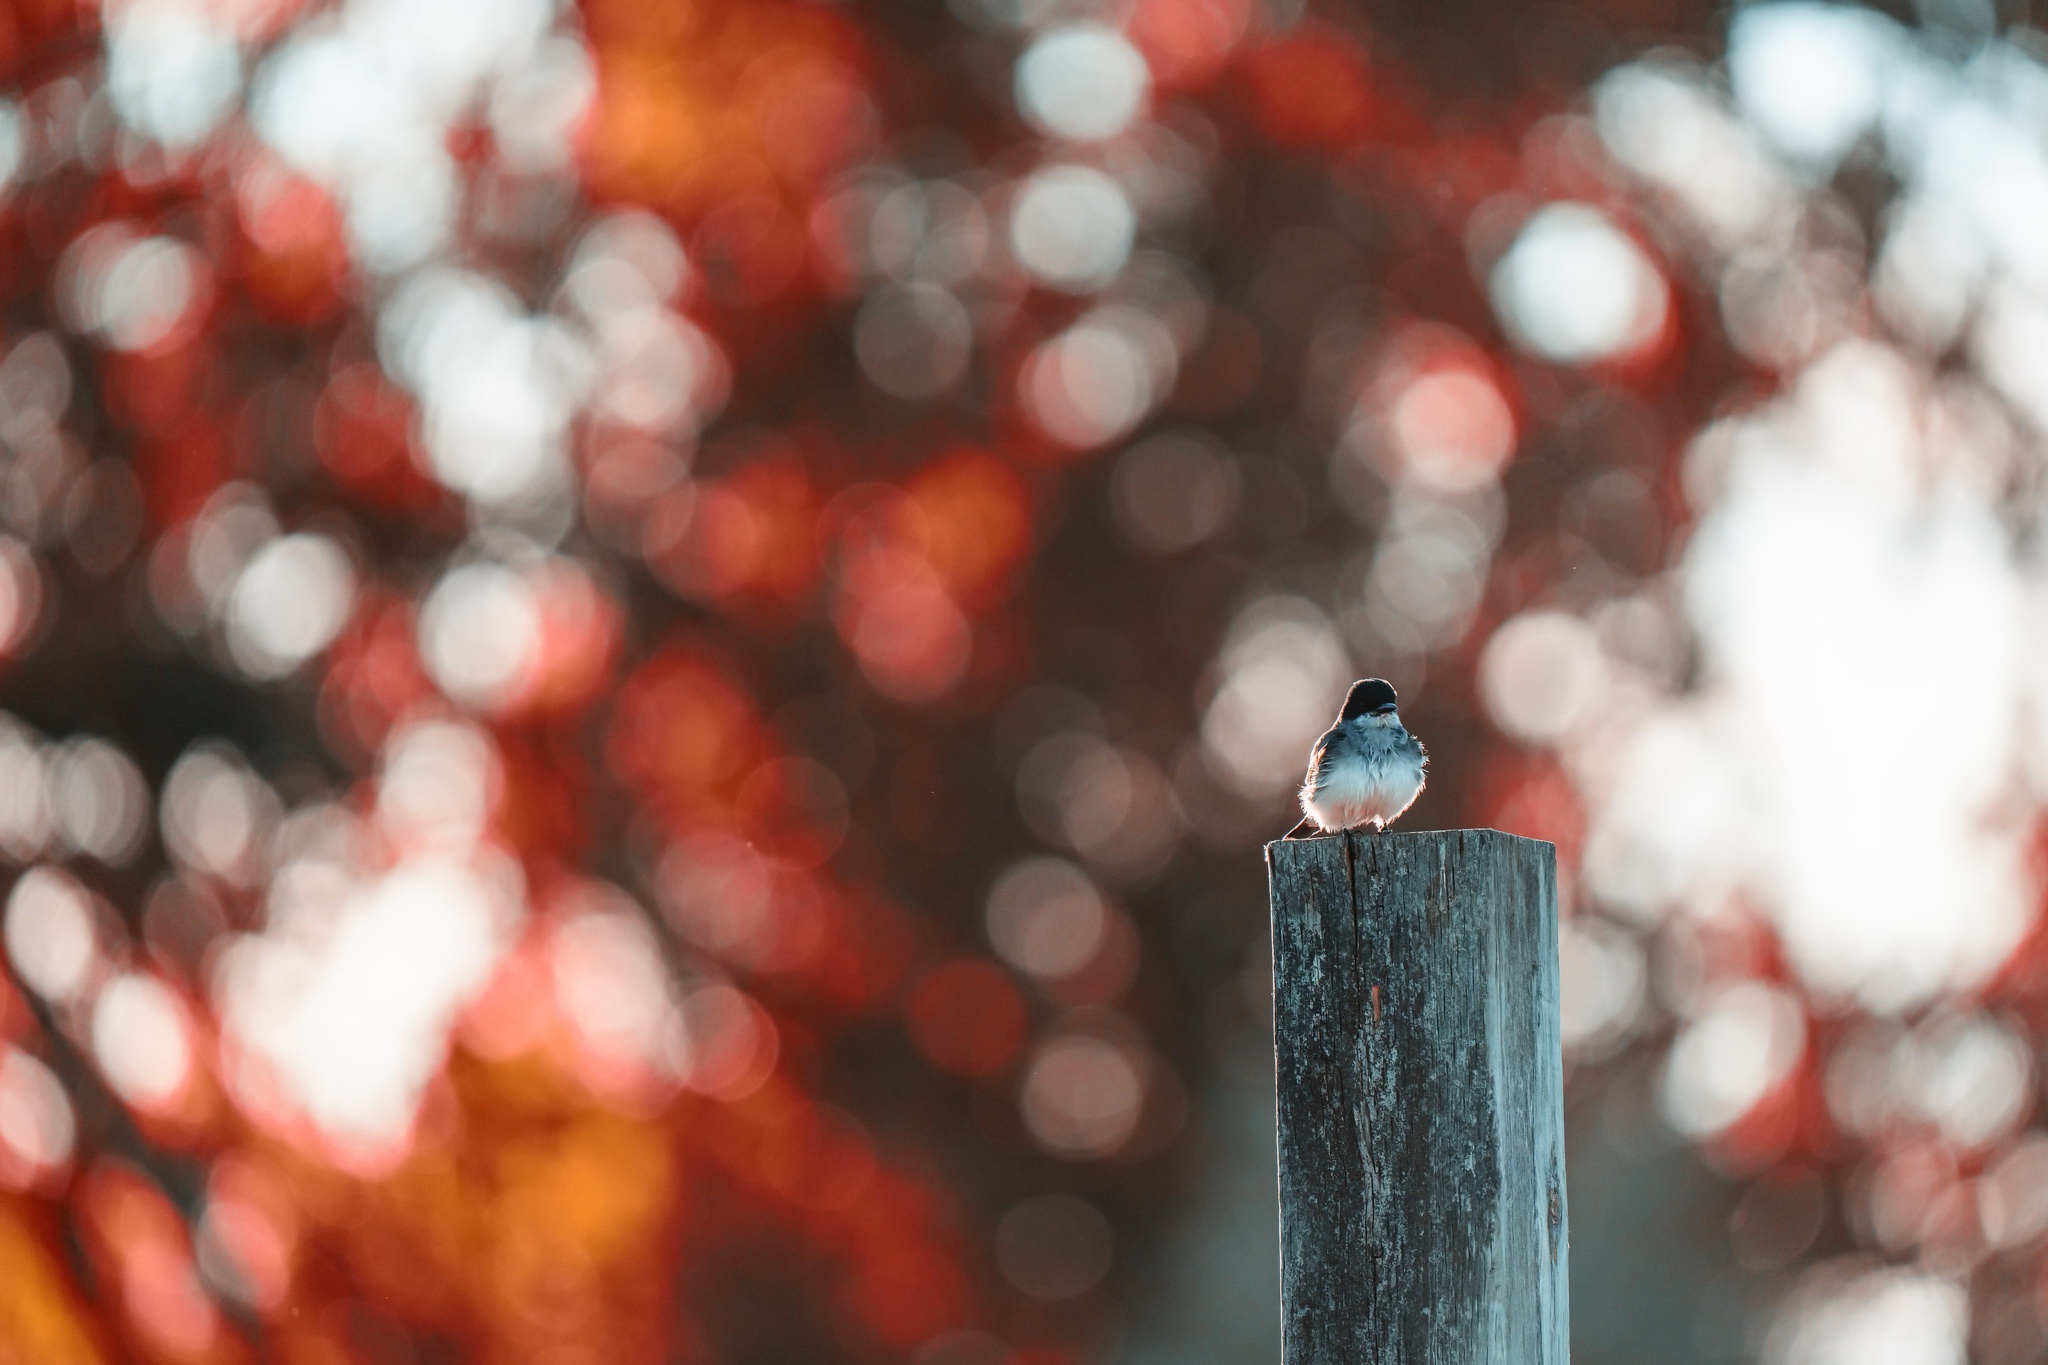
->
1263, 827, 1556, 858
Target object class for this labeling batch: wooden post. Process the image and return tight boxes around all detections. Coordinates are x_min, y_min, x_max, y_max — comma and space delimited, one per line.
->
1265, 829, 1567, 1365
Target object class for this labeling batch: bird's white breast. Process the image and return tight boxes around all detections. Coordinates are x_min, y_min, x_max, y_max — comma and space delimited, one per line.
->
1300, 718, 1425, 832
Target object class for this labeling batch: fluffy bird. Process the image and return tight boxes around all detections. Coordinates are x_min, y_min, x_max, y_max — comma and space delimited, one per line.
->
1284, 678, 1427, 839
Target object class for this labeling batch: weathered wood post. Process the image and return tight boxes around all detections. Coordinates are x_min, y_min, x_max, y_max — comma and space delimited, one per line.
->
1265, 829, 1567, 1364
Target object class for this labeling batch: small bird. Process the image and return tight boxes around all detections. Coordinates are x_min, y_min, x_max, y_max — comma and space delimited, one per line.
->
1283, 678, 1427, 839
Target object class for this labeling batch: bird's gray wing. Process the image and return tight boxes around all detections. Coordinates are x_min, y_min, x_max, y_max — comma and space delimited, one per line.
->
1306, 725, 1355, 788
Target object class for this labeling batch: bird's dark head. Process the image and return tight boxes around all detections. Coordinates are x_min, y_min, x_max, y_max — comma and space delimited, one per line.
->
1339, 678, 1399, 721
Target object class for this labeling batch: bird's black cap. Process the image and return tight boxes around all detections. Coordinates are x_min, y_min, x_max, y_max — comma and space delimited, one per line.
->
1339, 678, 1399, 720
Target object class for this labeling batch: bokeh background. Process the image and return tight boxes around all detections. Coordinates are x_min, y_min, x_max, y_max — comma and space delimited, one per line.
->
0, 0, 2043, 1361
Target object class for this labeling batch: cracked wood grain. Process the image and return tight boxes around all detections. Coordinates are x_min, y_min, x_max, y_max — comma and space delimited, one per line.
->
1265, 829, 1568, 1365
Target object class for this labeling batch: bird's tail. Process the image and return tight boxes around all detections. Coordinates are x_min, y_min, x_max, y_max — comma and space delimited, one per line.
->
1280, 817, 1319, 840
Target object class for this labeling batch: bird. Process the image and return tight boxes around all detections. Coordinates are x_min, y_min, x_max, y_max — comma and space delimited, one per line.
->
1282, 678, 1427, 839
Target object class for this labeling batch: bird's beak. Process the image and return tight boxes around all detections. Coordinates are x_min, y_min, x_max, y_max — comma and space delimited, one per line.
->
1372, 703, 1397, 716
